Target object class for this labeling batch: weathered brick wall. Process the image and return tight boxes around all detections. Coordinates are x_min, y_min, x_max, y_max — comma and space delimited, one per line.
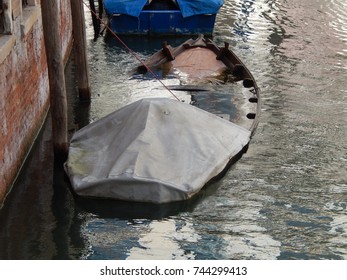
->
0, 0, 73, 205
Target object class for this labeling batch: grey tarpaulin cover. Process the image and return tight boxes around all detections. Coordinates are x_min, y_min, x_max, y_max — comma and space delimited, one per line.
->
64, 98, 250, 203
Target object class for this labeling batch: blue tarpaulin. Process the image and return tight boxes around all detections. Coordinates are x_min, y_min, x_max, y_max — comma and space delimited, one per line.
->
104, 0, 147, 17
104, 0, 223, 18
177, 0, 223, 18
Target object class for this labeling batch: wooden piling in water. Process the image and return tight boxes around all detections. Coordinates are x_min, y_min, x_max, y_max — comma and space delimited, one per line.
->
41, 1, 68, 161
89, 0, 100, 41
71, 0, 91, 102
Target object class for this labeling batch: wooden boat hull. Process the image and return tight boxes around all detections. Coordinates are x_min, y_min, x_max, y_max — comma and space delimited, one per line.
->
64, 36, 261, 204
135, 35, 261, 135
64, 98, 252, 204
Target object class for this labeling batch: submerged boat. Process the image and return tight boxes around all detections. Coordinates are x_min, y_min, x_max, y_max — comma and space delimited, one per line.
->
103, 0, 223, 35
64, 36, 260, 204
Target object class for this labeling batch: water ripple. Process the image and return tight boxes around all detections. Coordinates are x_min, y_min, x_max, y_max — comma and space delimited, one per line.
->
326, 0, 347, 67
77, 1, 347, 260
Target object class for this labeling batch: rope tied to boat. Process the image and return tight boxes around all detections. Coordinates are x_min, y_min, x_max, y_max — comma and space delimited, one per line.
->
81, 0, 180, 101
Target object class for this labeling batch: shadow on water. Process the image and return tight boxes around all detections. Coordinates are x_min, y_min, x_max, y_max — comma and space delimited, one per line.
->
0, 110, 205, 259
75, 196, 201, 220
0, 117, 86, 259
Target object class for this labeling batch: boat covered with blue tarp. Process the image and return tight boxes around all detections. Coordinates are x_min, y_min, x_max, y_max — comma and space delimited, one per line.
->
103, 0, 224, 35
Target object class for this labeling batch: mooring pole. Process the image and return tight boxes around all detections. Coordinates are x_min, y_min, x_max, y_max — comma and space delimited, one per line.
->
98, 0, 104, 18
41, 1, 68, 161
71, 0, 91, 101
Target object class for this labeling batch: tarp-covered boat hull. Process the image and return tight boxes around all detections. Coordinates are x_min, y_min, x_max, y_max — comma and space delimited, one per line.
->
65, 35, 261, 204
104, 0, 223, 35
104, 0, 224, 18
65, 98, 251, 203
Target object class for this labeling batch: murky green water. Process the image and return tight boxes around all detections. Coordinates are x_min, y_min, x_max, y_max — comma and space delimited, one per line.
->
0, 0, 346, 259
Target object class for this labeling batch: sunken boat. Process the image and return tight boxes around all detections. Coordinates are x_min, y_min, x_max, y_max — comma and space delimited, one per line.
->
104, 0, 223, 36
64, 36, 260, 204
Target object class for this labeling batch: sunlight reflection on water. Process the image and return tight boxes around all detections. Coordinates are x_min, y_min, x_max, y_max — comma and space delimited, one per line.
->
78, 0, 347, 260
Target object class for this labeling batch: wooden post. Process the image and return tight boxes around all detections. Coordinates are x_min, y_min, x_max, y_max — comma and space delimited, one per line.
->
71, 0, 91, 101
89, 0, 100, 41
41, 1, 68, 161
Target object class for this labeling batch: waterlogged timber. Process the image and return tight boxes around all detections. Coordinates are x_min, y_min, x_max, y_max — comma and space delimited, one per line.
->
41, 0, 69, 160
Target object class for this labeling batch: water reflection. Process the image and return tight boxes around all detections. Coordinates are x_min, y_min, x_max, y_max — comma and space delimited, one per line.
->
126, 219, 198, 259
81, 0, 346, 260
326, 201, 347, 259
0, 118, 88, 259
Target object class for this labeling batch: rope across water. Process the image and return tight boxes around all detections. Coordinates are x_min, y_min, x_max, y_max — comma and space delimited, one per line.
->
81, 0, 180, 101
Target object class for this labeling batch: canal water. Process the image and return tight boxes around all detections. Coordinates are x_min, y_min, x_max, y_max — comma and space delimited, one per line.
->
0, 0, 346, 259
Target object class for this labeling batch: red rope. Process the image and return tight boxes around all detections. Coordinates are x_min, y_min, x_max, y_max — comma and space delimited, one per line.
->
81, 0, 180, 101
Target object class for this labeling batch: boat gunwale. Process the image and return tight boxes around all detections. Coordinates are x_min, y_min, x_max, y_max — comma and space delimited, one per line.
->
135, 35, 261, 137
